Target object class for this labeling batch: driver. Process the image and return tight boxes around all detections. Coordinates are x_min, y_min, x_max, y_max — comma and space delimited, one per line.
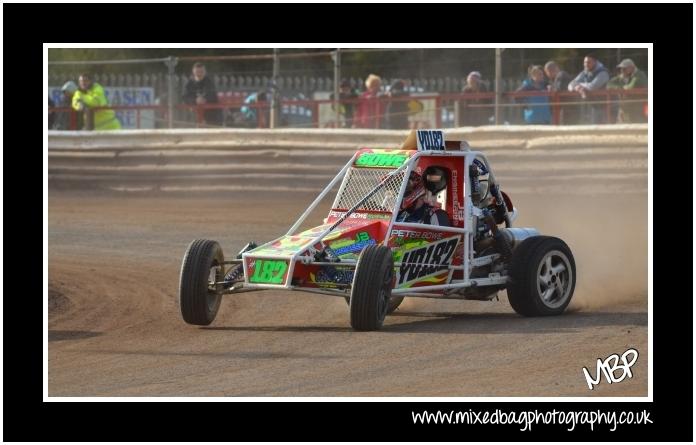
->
396, 169, 451, 225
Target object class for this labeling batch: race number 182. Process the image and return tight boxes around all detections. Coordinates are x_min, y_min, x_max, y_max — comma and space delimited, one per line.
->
250, 259, 288, 284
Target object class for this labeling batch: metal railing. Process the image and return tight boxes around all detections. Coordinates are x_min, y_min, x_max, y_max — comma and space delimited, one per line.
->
48, 88, 648, 130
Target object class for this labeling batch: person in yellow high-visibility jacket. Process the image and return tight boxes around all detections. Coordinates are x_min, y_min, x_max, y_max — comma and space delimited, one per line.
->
72, 74, 122, 130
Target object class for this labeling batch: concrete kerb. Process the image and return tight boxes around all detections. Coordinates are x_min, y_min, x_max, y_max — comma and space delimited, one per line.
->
48, 125, 648, 194
48, 125, 648, 152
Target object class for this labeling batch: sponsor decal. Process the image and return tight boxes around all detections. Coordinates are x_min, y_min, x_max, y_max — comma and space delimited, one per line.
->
416, 129, 445, 151
366, 213, 391, 220
390, 229, 444, 240
396, 235, 459, 286
451, 169, 463, 225
248, 259, 289, 284
298, 225, 331, 237
328, 210, 390, 220
312, 266, 355, 286
252, 235, 313, 256
355, 152, 409, 168
330, 231, 376, 256
328, 210, 368, 219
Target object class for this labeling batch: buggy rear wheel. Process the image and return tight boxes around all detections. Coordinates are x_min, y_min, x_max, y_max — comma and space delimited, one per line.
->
179, 239, 225, 325
507, 236, 576, 316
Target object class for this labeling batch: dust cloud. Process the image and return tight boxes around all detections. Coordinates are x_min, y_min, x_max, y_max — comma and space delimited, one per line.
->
511, 193, 648, 311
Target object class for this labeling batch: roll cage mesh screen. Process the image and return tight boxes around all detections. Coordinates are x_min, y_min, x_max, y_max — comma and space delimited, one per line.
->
331, 167, 406, 213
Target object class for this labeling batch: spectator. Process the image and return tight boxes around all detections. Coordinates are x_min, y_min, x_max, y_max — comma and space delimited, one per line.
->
182, 62, 223, 127
384, 79, 410, 130
607, 58, 648, 123
330, 79, 358, 128
48, 97, 56, 129
72, 73, 122, 131
568, 54, 610, 124
516, 65, 551, 124
544, 61, 576, 124
458, 71, 491, 126
239, 90, 270, 128
353, 74, 383, 128
54, 81, 81, 130
544, 61, 571, 92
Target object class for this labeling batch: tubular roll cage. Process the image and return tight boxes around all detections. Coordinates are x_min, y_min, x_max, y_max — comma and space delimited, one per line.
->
228, 143, 517, 298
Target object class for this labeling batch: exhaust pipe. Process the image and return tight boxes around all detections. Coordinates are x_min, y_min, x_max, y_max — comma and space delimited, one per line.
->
498, 228, 540, 249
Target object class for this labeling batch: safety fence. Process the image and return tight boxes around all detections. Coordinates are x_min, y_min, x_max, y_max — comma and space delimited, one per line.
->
49, 48, 649, 131
48, 88, 648, 130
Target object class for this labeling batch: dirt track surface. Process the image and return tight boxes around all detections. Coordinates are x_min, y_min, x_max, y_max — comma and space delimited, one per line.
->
48, 189, 648, 397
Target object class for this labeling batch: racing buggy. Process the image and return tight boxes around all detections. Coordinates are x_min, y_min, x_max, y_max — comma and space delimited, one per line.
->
179, 129, 576, 331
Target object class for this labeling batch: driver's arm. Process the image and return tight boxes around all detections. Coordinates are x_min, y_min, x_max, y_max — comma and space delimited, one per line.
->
429, 209, 451, 226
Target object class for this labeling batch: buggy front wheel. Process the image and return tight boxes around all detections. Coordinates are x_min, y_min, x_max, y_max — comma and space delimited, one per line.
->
349, 245, 395, 331
179, 239, 225, 325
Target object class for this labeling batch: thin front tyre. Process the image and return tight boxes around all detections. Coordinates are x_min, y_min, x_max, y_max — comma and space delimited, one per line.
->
349, 245, 395, 331
179, 239, 225, 325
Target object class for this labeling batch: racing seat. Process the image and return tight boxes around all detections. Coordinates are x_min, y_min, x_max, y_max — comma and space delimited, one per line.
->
422, 166, 453, 226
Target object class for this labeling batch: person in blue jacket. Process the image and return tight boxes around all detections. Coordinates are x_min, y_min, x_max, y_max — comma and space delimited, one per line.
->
240, 90, 270, 127
568, 54, 610, 124
516, 65, 551, 124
